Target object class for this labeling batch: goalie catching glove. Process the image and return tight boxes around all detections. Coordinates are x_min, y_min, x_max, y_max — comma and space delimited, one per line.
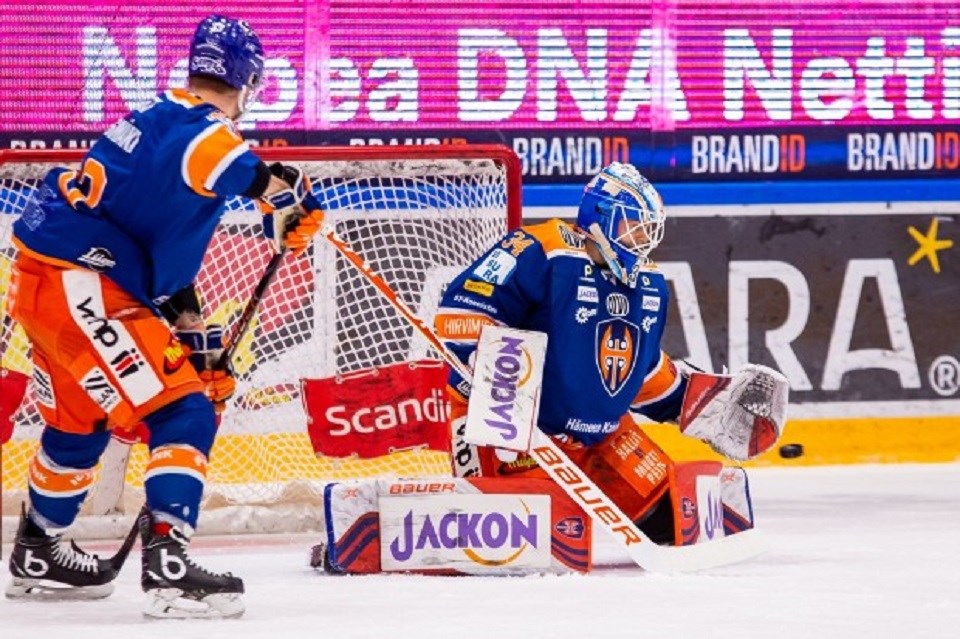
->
260, 162, 325, 257
678, 363, 789, 461
177, 325, 236, 415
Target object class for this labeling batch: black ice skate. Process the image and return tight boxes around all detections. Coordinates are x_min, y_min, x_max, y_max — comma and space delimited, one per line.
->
139, 509, 244, 619
6, 505, 135, 600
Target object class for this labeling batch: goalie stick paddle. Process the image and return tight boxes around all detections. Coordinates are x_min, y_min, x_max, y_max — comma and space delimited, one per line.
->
319, 225, 768, 573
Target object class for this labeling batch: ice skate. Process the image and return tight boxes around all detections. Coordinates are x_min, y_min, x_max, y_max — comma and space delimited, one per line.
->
139, 509, 245, 619
6, 506, 126, 600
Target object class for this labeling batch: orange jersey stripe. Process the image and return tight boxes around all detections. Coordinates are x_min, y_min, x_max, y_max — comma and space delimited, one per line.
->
12, 237, 84, 272
181, 122, 247, 197
632, 352, 682, 407
166, 88, 205, 108
144, 444, 208, 483
28, 453, 96, 498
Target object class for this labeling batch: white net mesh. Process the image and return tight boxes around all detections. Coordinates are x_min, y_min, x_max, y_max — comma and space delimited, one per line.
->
0, 146, 518, 538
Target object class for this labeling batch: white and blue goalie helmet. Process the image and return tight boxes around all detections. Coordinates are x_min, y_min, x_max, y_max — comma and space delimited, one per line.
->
576, 162, 665, 287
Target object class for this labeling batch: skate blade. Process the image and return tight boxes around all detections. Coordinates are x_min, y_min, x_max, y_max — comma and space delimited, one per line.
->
5, 577, 114, 601
143, 588, 245, 619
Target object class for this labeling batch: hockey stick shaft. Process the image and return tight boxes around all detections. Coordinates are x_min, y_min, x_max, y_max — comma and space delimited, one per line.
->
320, 224, 766, 572
215, 248, 287, 371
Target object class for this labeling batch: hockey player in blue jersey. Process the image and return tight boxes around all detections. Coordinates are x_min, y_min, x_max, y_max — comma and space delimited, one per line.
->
436, 163, 787, 543
6, 15, 323, 617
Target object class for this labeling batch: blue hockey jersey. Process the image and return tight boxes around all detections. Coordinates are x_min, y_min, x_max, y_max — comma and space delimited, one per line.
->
13, 89, 263, 308
436, 219, 686, 446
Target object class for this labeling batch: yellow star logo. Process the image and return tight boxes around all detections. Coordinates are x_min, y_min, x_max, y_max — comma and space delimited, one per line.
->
907, 218, 953, 274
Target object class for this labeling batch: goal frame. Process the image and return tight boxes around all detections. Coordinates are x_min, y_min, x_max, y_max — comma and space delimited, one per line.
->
0, 143, 523, 540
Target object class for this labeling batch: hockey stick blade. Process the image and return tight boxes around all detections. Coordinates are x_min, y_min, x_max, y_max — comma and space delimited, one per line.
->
108, 507, 143, 572
320, 224, 768, 572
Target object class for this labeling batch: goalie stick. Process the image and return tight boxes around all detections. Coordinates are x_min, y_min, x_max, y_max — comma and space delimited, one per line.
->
319, 225, 767, 573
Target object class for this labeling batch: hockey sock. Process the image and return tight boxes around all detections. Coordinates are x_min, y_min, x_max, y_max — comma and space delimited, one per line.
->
27, 427, 110, 531
143, 393, 216, 529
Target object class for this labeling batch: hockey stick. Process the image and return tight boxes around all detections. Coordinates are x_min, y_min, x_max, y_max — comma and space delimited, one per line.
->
216, 248, 287, 371
320, 225, 767, 573
88, 249, 288, 518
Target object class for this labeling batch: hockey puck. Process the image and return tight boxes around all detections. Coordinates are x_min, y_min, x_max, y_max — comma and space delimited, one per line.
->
779, 443, 804, 459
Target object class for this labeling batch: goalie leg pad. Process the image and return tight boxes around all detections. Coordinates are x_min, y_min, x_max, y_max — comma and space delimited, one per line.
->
321, 478, 593, 575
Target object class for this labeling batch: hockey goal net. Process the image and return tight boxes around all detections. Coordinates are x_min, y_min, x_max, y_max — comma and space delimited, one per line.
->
0, 144, 521, 538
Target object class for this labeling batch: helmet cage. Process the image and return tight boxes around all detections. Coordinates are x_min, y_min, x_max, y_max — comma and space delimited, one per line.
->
577, 163, 665, 286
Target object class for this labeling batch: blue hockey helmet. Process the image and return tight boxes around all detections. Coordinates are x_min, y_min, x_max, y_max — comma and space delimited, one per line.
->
189, 15, 264, 112
576, 163, 665, 287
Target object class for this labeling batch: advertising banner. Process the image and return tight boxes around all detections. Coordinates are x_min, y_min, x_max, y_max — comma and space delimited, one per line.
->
2, 1, 958, 183
654, 210, 959, 414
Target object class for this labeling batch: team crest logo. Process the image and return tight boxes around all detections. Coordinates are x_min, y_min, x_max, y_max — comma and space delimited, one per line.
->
595, 319, 639, 396
555, 517, 585, 540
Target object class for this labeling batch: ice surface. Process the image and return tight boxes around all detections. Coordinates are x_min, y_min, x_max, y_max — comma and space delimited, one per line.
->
1, 463, 958, 638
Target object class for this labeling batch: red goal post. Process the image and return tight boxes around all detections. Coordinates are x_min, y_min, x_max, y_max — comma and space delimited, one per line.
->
0, 144, 521, 538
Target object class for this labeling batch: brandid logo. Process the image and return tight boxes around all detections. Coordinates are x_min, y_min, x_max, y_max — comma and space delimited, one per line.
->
385, 495, 549, 569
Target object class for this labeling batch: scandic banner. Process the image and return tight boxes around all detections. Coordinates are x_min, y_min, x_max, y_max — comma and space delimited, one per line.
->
1, 1, 958, 132
302, 361, 453, 459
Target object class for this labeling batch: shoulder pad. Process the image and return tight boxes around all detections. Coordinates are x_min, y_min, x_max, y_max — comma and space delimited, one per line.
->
524, 219, 588, 256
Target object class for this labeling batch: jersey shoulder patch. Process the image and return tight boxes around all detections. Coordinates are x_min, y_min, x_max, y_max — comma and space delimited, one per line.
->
471, 248, 518, 284
524, 219, 587, 258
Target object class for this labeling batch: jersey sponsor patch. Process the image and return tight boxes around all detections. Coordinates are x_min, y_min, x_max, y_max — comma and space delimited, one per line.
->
471, 249, 517, 284
435, 313, 496, 340
80, 366, 122, 413
76, 247, 116, 272
642, 295, 661, 311
605, 293, 630, 317
577, 286, 598, 303
641, 316, 659, 333
63, 270, 164, 405
163, 337, 188, 374
463, 279, 495, 297
32, 366, 56, 409
574, 307, 598, 324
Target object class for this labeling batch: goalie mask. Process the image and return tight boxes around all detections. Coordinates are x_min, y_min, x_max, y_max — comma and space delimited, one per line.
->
577, 163, 665, 288
189, 15, 265, 117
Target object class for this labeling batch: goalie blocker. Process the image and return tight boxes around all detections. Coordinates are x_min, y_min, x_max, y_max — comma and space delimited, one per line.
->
316, 426, 755, 575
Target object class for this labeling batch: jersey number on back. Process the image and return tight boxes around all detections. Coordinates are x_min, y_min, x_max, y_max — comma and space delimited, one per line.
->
58, 158, 108, 210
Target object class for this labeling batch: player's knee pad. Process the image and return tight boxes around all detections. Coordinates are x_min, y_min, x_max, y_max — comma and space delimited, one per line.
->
143, 392, 216, 456
28, 427, 111, 530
